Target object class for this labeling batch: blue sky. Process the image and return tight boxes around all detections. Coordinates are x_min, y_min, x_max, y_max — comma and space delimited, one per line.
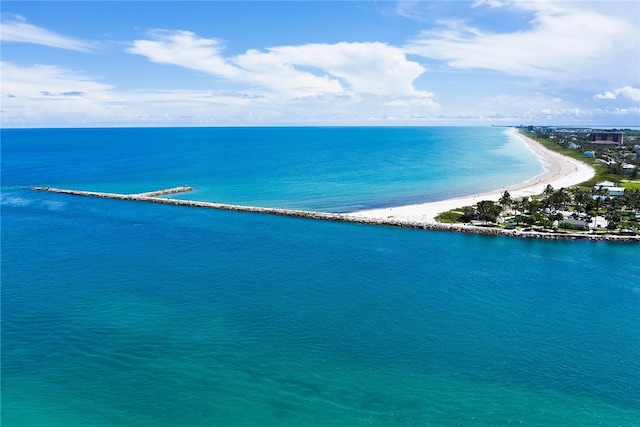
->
1, 1, 639, 127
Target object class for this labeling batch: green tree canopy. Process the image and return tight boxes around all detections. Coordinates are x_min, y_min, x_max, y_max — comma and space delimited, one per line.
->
476, 200, 501, 224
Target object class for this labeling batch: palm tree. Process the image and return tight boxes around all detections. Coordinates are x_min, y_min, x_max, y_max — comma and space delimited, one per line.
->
620, 191, 632, 211
592, 185, 609, 215
549, 187, 570, 212
476, 200, 501, 225
570, 187, 589, 214
498, 190, 513, 214
540, 184, 553, 210
460, 206, 476, 223
593, 185, 609, 228
626, 190, 640, 211
520, 196, 530, 214
528, 198, 542, 214
609, 194, 621, 211
608, 162, 623, 175
605, 206, 621, 230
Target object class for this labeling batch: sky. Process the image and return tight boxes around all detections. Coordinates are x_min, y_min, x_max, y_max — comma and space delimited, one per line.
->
1, 0, 639, 128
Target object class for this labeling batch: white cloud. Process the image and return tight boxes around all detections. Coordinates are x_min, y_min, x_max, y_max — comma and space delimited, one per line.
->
0, 15, 96, 52
127, 30, 345, 97
610, 106, 640, 116
405, 1, 638, 82
127, 30, 436, 103
471, 0, 511, 8
616, 86, 640, 102
594, 91, 617, 100
1, 60, 436, 127
1, 62, 119, 125
226, 45, 345, 97
595, 86, 640, 102
1, 61, 114, 100
3, 3, 636, 128
433, 90, 640, 126
395, 1, 436, 21
127, 30, 240, 79
270, 42, 428, 98
0, 61, 267, 124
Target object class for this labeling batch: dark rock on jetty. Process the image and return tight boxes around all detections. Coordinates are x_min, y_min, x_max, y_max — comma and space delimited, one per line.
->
31, 186, 639, 242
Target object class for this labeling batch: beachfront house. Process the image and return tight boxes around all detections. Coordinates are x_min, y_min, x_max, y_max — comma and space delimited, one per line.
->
594, 181, 625, 198
564, 217, 589, 230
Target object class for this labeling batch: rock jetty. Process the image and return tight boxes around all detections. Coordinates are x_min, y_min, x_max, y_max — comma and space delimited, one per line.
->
31, 186, 639, 242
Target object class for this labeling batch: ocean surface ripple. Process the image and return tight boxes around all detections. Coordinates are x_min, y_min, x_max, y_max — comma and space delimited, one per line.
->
2, 127, 639, 426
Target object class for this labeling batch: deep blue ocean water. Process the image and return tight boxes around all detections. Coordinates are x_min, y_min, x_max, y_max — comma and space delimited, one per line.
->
2, 127, 639, 426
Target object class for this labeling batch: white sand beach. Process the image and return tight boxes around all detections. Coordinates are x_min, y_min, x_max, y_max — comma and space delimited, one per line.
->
348, 128, 595, 224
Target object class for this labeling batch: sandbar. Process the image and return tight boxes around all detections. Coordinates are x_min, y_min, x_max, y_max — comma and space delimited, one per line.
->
348, 128, 595, 224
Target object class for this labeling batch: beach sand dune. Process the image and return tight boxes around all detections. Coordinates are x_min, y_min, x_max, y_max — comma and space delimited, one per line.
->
348, 129, 595, 224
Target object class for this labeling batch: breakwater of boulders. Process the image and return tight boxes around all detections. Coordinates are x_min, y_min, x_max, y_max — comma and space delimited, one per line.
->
31, 186, 639, 242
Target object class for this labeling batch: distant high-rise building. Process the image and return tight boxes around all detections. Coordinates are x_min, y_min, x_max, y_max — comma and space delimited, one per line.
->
589, 131, 624, 145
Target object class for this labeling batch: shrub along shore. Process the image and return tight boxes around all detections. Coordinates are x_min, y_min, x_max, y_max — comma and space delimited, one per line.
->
31, 185, 639, 242
350, 128, 639, 241
30, 127, 640, 242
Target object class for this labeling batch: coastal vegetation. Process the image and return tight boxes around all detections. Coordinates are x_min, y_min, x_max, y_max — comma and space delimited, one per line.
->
436, 185, 640, 235
436, 127, 640, 236
30, 125, 640, 240
523, 126, 640, 185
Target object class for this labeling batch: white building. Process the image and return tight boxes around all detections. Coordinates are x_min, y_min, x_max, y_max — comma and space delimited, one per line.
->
595, 181, 625, 197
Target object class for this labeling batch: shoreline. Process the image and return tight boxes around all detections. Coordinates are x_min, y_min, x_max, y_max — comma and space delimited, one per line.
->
31, 185, 639, 242
347, 128, 596, 224
32, 130, 640, 242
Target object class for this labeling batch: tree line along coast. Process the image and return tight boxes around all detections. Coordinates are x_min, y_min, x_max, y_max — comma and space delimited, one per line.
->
29, 127, 640, 241
436, 127, 640, 236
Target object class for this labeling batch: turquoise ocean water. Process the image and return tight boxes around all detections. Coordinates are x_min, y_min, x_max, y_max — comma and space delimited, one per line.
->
2, 127, 639, 426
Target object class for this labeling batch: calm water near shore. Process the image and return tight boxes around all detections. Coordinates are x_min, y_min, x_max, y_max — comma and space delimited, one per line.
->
2, 127, 541, 211
2, 127, 639, 426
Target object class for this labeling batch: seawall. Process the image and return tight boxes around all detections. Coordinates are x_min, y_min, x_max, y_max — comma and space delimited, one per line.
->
31, 186, 639, 242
